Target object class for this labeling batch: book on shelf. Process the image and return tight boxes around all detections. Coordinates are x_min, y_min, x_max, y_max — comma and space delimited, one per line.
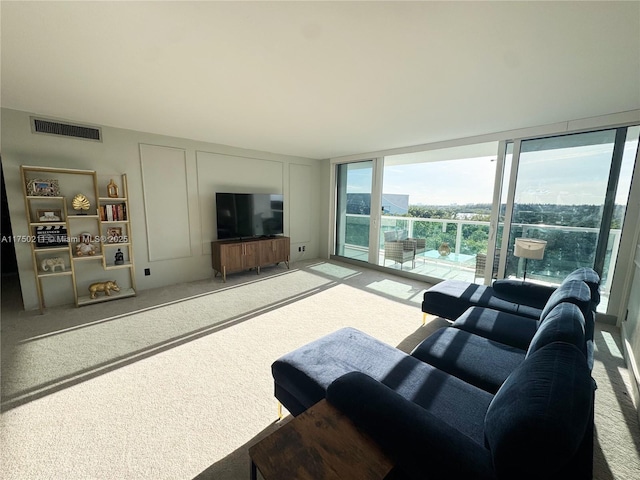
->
99, 203, 127, 222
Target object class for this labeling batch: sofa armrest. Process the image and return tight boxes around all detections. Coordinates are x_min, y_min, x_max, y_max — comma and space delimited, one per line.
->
326, 372, 495, 480
492, 279, 556, 309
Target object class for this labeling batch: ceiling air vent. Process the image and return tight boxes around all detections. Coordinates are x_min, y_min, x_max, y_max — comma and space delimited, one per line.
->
31, 117, 102, 142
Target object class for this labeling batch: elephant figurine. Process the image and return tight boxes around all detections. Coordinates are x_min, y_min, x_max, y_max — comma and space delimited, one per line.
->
88, 280, 120, 299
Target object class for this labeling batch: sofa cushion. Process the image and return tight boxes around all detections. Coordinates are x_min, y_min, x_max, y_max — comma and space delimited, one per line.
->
381, 355, 495, 446
327, 372, 496, 480
329, 364, 495, 448
563, 267, 600, 306
484, 342, 592, 479
490, 268, 600, 310
527, 303, 586, 359
411, 327, 526, 393
539, 280, 591, 321
492, 279, 555, 308
422, 280, 542, 321
451, 306, 538, 350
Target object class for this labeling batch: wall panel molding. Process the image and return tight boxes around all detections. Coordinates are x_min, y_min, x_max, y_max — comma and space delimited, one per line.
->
139, 144, 192, 261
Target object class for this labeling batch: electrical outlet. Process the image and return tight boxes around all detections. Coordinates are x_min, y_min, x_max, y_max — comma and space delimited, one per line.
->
144, 268, 151, 276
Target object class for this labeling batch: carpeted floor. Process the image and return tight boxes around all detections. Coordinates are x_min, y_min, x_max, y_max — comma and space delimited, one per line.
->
1, 258, 639, 479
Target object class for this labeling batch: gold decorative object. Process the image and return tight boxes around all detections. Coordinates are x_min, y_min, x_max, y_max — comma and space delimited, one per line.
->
438, 242, 451, 256
107, 179, 119, 198
72, 193, 91, 214
88, 280, 121, 299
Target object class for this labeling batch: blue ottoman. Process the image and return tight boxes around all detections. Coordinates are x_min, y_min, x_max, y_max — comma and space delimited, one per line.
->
272, 327, 417, 416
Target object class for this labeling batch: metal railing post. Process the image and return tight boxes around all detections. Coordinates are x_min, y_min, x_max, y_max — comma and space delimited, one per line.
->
455, 222, 462, 254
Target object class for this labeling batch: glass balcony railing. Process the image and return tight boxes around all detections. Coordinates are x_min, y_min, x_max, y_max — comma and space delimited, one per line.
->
342, 214, 620, 299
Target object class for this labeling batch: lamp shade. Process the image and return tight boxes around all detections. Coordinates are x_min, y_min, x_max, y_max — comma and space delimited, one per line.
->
514, 238, 547, 260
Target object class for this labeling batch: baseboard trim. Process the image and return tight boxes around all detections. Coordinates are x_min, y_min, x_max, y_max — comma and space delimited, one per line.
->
621, 322, 640, 424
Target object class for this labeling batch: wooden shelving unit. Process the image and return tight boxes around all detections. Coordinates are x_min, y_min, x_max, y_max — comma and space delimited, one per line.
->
20, 166, 137, 312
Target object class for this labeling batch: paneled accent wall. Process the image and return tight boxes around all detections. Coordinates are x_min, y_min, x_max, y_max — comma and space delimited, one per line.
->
2, 107, 321, 310
140, 144, 191, 261
289, 163, 312, 244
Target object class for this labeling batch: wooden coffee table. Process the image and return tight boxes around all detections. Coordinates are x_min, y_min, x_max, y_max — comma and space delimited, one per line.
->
248, 399, 394, 480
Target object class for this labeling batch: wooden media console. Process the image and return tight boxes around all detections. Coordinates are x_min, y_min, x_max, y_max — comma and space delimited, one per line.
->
211, 236, 290, 282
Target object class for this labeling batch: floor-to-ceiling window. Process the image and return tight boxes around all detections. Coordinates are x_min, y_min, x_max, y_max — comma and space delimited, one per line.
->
497, 127, 640, 312
332, 123, 639, 314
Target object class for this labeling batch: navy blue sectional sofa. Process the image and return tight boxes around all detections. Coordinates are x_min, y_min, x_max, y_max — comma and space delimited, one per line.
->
271, 268, 600, 479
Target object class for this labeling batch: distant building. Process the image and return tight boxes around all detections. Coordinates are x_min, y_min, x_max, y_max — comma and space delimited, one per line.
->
381, 194, 409, 215
346, 193, 371, 214
346, 193, 409, 215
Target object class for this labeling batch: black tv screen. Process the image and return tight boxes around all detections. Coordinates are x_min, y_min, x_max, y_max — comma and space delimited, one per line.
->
216, 193, 284, 240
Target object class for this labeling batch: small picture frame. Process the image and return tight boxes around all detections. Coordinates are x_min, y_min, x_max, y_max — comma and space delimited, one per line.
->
36, 209, 62, 222
106, 227, 124, 243
26, 179, 60, 197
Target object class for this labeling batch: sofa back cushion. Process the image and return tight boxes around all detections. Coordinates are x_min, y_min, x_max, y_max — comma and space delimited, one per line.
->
491, 279, 555, 307
562, 267, 600, 306
527, 303, 586, 359
539, 280, 591, 322
484, 342, 592, 479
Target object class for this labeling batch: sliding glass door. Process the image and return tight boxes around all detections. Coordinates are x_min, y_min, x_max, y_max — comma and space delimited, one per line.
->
335, 161, 374, 262
379, 143, 498, 281
498, 128, 639, 311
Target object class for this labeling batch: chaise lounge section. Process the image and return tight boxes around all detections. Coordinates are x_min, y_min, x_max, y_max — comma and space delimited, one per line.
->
420, 266, 600, 322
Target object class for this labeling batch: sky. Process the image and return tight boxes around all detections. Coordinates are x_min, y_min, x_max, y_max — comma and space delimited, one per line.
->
346, 136, 638, 207
382, 156, 496, 205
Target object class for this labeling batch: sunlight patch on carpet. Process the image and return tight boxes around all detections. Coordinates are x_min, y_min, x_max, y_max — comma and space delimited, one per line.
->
366, 279, 425, 304
308, 262, 360, 279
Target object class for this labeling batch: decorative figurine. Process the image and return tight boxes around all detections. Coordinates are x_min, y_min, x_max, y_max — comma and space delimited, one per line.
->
39, 211, 61, 221
114, 248, 124, 265
88, 280, 120, 299
107, 179, 119, 198
41, 257, 66, 272
76, 232, 97, 256
72, 193, 91, 215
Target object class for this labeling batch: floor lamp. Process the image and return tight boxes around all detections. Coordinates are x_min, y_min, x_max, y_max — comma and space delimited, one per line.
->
514, 238, 547, 281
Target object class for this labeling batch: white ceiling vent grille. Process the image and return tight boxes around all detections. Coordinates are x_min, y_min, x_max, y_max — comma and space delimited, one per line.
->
31, 117, 102, 142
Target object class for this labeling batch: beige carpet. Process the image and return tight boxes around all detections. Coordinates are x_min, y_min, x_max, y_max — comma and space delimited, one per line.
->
1, 259, 639, 479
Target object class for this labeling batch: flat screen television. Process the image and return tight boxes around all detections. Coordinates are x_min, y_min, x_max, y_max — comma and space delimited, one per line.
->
216, 192, 284, 240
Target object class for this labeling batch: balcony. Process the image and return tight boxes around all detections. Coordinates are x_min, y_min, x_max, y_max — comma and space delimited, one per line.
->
341, 214, 620, 311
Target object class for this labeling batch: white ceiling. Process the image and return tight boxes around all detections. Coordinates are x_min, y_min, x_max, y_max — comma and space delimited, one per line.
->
2, 1, 639, 160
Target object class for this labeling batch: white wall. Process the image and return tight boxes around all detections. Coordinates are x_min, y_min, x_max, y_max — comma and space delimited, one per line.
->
1, 108, 322, 310
622, 241, 640, 419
